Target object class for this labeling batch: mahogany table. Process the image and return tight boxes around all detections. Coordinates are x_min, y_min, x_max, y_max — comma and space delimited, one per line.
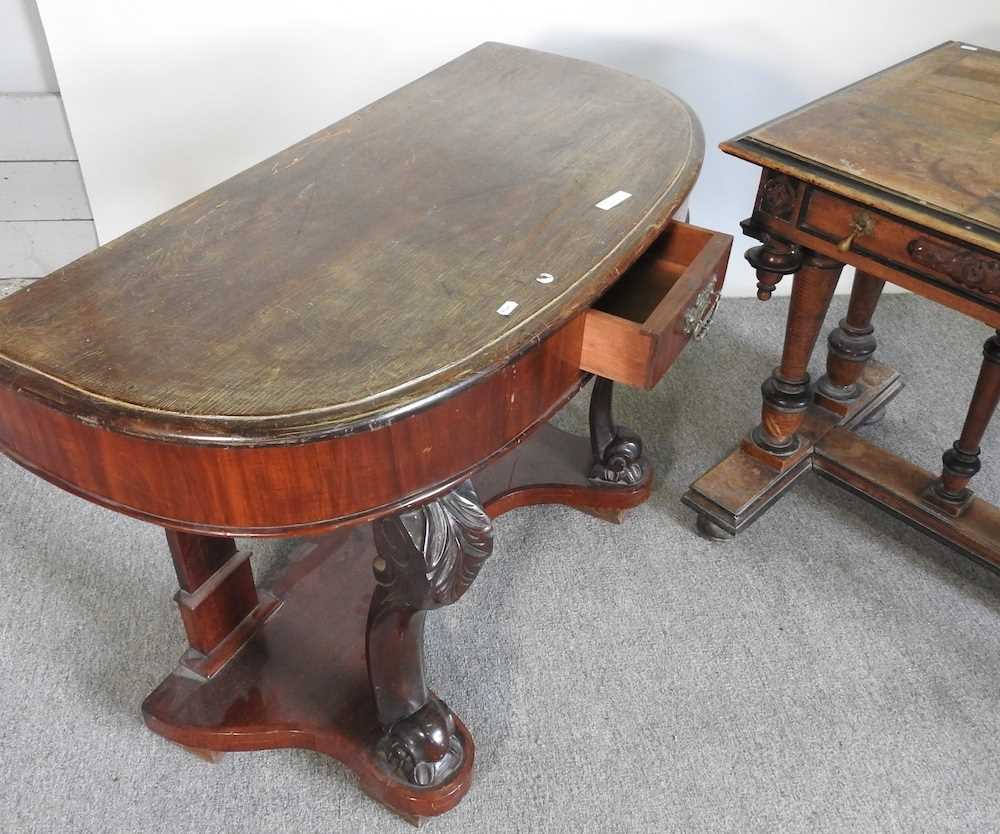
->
685, 41, 1000, 569
0, 43, 730, 823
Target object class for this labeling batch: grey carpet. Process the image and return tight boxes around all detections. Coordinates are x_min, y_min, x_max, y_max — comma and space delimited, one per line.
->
3, 293, 1000, 834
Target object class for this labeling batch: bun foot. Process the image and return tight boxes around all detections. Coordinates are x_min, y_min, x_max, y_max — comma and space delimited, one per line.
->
858, 405, 886, 427
696, 514, 734, 541
175, 743, 225, 763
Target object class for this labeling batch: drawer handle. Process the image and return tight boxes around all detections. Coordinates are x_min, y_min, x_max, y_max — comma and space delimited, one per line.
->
682, 284, 720, 341
836, 211, 875, 252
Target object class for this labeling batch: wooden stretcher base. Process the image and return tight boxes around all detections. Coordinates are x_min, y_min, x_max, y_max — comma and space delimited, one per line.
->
685, 359, 1000, 571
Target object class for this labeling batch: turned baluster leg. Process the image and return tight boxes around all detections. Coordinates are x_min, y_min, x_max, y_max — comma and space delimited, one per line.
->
588, 376, 647, 487
925, 331, 1000, 515
749, 251, 844, 456
816, 271, 886, 416
367, 479, 493, 788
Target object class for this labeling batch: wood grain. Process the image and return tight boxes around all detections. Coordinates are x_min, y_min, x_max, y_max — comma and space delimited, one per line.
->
815, 427, 1000, 570
723, 41, 1000, 253
0, 43, 711, 824
0, 42, 702, 445
0, 321, 589, 534
816, 270, 885, 413
699, 40, 1000, 573
685, 361, 903, 533
747, 178, 1000, 329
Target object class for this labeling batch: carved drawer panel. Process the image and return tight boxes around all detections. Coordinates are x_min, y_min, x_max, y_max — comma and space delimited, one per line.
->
579, 221, 732, 389
798, 188, 1000, 303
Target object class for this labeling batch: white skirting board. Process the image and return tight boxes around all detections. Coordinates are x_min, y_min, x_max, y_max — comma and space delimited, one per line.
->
0, 278, 36, 299
0, 220, 97, 278
0, 92, 97, 278
0, 161, 90, 220
0, 94, 76, 161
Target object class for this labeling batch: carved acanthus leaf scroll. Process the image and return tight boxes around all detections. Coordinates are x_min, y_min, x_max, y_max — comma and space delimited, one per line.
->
374, 479, 493, 609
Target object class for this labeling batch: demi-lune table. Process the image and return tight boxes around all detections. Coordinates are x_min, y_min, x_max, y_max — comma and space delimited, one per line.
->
685, 41, 1000, 569
0, 43, 730, 822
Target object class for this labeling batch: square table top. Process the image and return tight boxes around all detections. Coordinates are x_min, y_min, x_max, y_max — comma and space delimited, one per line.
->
721, 41, 1000, 253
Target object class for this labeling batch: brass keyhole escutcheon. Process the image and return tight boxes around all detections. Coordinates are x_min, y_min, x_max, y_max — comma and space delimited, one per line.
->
836, 211, 875, 252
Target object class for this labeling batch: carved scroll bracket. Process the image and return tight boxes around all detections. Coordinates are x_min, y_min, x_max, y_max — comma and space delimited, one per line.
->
373, 481, 493, 610
588, 376, 647, 487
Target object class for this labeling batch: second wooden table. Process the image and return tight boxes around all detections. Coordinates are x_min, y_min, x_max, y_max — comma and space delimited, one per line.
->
686, 41, 1000, 570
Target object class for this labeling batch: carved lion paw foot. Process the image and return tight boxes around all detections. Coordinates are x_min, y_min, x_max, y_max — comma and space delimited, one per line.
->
377, 697, 464, 788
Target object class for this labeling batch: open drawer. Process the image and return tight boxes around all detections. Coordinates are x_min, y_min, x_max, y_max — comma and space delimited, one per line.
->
579, 221, 732, 389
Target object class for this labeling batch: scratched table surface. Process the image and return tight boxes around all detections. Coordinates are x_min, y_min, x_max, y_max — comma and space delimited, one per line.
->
0, 42, 702, 442
722, 41, 1000, 252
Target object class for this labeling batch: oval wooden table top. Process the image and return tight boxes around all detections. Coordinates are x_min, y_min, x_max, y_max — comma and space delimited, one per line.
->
0, 42, 702, 446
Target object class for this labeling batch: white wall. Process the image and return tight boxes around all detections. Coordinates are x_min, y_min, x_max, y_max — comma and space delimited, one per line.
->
34, 0, 1000, 295
1, 1, 98, 281
0, 0, 57, 92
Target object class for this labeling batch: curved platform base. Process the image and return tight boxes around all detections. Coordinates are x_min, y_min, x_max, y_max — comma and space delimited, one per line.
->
478, 421, 653, 522
143, 526, 475, 822
141, 421, 652, 824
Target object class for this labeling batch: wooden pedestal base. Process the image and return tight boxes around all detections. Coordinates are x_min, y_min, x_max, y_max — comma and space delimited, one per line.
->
142, 422, 651, 824
683, 360, 902, 536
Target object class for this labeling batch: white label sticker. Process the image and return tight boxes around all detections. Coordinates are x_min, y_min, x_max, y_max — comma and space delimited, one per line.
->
496, 300, 518, 316
960, 44, 979, 50
595, 190, 632, 210
537, 273, 555, 284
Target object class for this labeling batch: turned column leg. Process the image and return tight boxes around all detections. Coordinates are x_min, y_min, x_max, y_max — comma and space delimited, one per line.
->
815, 271, 886, 416
588, 376, 648, 487
924, 331, 1000, 516
367, 479, 493, 788
747, 251, 844, 457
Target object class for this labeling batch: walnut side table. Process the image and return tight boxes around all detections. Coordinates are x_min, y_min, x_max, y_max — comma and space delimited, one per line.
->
685, 41, 1000, 569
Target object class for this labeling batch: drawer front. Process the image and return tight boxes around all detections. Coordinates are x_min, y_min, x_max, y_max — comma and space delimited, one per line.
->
579, 221, 732, 389
798, 187, 1000, 304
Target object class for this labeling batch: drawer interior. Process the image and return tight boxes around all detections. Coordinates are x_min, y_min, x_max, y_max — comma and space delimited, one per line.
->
579, 220, 731, 389
593, 223, 715, 324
